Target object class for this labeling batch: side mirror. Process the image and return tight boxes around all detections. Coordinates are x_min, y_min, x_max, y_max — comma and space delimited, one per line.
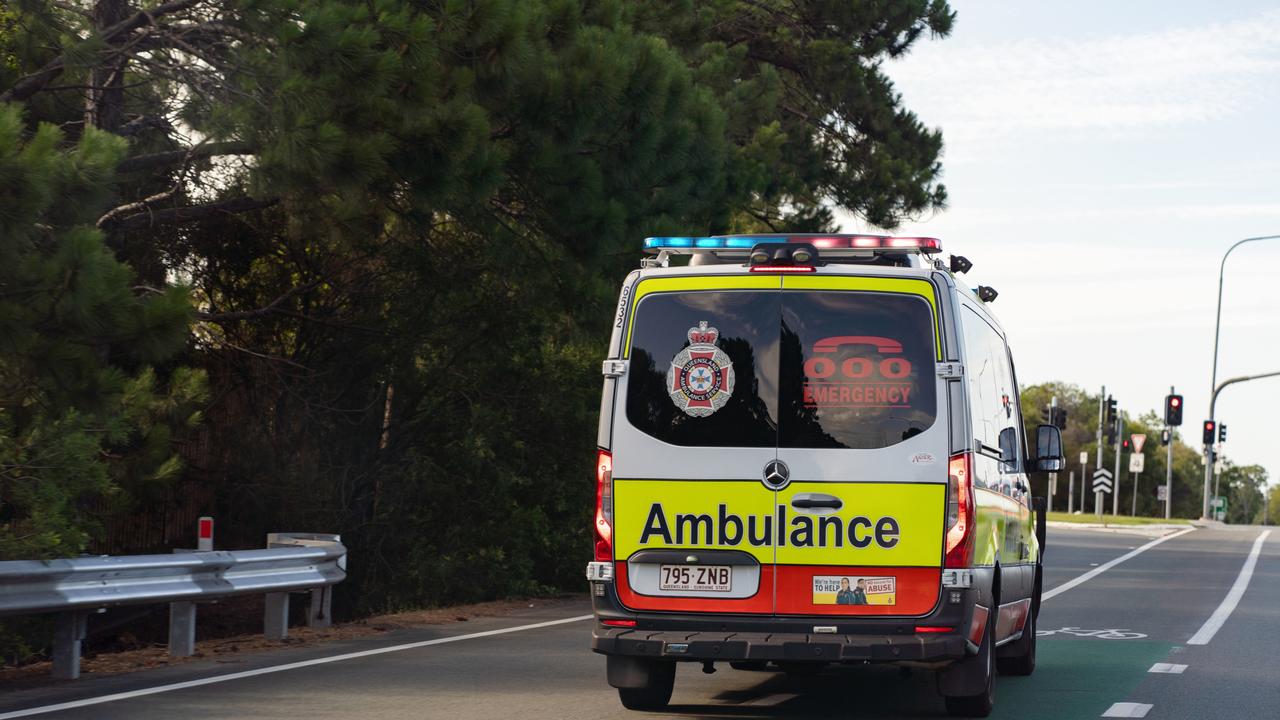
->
1033, 424, 1065, 471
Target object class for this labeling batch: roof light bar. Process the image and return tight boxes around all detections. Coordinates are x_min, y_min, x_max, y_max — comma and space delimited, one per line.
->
642, 235, 942, 254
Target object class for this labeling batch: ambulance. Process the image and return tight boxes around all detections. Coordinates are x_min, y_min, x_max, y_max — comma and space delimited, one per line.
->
586, 235, 1064, 717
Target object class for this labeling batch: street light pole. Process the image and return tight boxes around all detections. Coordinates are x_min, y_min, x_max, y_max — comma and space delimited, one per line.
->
1202, 370, 1280, 518
1204, 235, 1280, 520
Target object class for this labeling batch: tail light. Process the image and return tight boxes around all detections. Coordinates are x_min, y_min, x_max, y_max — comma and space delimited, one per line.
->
945, 452, 975, 568
594, 450, 613, 562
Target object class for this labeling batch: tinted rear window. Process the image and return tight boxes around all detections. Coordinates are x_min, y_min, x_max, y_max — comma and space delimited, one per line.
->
625, 291, 780, 448
624, 288, 937, 449
778, 292, 937, 449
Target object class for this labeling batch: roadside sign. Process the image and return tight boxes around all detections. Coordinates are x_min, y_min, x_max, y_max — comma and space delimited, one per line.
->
1079, 451, 1089, 465
1092, 468, 1113, 494
1129, 453, 1145, 474
1211, 496, 1227, 511
1131, 434, 1146, 453
1156, 485, 1167, 501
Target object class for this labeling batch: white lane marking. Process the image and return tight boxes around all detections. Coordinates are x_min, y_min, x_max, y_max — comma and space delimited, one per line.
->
744, 693, 799, 707
1148, 663, 1187, 674
1102, 702, 1153, 717
1043, 527, 1196, 602
0, 614, 593, 719
1187, 529, 1272, 646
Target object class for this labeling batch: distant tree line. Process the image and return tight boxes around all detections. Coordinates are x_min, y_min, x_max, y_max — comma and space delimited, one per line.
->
1, 0, 956, 658
1018, 382, 1270, 523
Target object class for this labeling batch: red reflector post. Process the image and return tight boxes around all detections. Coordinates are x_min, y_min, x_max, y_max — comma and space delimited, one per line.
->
197, 516, 214, 552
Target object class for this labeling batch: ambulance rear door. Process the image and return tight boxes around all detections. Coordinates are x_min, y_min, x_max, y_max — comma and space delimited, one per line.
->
772, 273, 949, 617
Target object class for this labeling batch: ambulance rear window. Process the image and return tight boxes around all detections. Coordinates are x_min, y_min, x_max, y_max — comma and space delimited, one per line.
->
625, 291, 780, 448
623, 288, 936, 450
777, 292, 937, 449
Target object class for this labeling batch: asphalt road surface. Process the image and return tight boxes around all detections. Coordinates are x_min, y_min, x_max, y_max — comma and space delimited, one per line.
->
2, 524, 1275, 720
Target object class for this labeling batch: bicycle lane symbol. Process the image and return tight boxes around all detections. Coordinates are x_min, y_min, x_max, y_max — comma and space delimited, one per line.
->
1037, 626, 1147, 639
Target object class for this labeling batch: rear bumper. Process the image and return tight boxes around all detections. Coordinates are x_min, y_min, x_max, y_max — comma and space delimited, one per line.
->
593, 626, 966, 663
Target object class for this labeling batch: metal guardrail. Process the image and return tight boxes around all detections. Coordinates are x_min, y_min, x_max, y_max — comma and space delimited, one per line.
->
0, 533, 346, 680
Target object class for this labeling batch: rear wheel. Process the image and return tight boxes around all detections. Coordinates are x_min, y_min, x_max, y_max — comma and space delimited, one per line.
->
942, 608, 995, 717
617, 661, 676, 711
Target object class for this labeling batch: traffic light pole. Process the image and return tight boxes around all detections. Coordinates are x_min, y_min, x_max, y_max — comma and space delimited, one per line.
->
1096, 385, 1105, 513
1166, 385, 1175, 520
1113, 412, 1123, 516
1201, 370, 1280, 519
1205, 235, 1280, 520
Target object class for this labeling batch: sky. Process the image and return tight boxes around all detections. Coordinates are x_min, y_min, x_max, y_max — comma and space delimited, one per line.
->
836, 0, 1280, 500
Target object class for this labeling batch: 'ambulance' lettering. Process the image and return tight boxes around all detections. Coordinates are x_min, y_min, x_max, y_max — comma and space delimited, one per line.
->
638, 503, 901, 550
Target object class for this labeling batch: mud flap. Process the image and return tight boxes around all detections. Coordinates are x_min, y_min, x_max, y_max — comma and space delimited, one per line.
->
608, 655, 668, 689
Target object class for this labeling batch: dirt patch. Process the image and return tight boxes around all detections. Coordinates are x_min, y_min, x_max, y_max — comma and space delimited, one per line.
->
0, 596, 584, 692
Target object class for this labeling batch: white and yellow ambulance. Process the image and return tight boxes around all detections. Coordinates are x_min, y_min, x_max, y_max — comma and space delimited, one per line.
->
586, 235, 1065, 717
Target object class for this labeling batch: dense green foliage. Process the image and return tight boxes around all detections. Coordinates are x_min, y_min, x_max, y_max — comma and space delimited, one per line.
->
2, 0, 955, 625
0, 105, 202, 560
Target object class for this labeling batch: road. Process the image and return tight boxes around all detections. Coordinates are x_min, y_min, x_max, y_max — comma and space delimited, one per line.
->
1, 524, 1275, 719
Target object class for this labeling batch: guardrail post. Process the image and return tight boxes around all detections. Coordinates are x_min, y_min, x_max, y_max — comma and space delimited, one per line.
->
308, 587, 332, 629
264, 592, 289, 639
169, 601, 197, 656
51, 611, 88, 680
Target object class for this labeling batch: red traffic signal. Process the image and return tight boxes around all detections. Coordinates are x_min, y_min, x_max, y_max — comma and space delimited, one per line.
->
1202, 420, 1216, 446
1165, 394, 1184, 426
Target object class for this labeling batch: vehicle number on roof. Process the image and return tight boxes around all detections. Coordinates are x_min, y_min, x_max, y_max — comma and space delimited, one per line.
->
660, 565, 731, 592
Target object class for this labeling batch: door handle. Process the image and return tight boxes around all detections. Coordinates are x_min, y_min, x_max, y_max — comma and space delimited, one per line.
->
790, 494, 843, 511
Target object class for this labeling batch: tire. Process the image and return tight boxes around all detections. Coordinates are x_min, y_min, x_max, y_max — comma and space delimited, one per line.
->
617, 661, 676, 711
997, 604, 1037, 676
943, 608, 995, 718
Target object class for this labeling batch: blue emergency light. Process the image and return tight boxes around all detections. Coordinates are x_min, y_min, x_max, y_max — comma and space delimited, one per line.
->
643, 237, 761, 250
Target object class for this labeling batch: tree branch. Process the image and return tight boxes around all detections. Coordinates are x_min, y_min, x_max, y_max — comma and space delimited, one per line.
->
197, 281, 322, 322
116, 140, 253, 173
101, 196, 277, 233
1, 0, 205, 103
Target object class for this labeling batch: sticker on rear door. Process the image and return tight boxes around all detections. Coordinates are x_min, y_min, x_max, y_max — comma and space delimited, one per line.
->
667, 321, 734, 417
812, 575, 897, 606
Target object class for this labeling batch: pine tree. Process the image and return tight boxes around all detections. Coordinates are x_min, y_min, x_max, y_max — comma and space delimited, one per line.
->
0, 104, 203, 560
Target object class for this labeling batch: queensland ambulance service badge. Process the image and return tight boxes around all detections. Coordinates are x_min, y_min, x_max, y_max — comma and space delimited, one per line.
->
668, 321, 734, 417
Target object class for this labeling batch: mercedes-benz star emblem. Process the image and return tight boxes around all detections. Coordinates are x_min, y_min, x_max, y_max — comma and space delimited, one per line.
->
762, 460, 791, 490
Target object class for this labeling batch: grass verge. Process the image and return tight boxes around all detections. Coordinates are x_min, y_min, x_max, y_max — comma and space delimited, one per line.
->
1047, 511, 1193, 526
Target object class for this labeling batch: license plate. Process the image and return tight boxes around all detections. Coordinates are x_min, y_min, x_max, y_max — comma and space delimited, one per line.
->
659, 565, 732, 592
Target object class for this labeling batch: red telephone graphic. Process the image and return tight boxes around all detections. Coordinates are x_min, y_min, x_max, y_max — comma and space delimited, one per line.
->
813, 336, 903, 355
806, 336, 910, 380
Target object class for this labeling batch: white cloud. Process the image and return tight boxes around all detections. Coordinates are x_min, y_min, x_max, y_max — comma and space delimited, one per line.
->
891, 9, 1280, 140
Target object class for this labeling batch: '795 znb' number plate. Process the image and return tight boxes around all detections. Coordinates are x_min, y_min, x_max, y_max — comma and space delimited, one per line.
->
659, 565, 732, 592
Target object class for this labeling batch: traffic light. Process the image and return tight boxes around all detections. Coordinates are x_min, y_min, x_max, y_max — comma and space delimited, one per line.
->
1218, 423, 1227, 443
1164, 394, 1183, 426
1122, 438, 1130, 451
1105, 395, 1117, 425
1202, 420, 1216, 446
1054, 407, 1068, 430
1160, 429, 1171, 446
